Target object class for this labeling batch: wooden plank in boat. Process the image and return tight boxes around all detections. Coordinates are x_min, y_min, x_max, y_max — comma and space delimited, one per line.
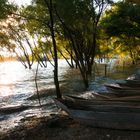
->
54, 98, 140, 130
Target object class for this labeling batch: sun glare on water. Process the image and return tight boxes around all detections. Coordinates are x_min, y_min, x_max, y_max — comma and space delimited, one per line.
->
0, 62, 21, 97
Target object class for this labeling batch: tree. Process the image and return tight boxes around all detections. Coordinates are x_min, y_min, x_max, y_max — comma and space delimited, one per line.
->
5, 0, 113, 99
21, 0, 112, 89
44, 0, 61, 98
0, 0, 16, 59
126, 0, 140, 4
54, 0, 113, 88
100, 2, 140, 64
0, 0, 15, 19
21, 0, 62, 98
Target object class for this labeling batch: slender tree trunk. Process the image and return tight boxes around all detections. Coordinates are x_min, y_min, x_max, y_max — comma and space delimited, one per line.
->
58, 49, 74, 68
46, 0, 61, 98
129, 46, 135, 64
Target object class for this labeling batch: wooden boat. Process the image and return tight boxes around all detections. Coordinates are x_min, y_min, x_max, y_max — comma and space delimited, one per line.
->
54, 96, 140, 130
59, 95, 140, 111
127, 75, 140, 81
116, 81, 140, 88
91, 92, 140, 101
105, 89, 140, 97
117, 81, 140, 87
115, 74, 140, 87
104, 84, 140, 97
127, 72, 140, 81
105, 84, 140, 90
65, 95, 140, 105
125, 79, 140, 84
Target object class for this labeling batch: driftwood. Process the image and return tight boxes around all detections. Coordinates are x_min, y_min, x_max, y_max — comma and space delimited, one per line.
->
0, 105, 29, 114
0, 104, 46, 114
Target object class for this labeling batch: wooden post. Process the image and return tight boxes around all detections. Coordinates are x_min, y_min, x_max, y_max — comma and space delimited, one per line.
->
105, 64, 107, 76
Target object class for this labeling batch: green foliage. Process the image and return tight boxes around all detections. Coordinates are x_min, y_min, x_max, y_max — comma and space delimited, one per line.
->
101, 2, 140, 38
22, 4, 49, 34
0, 0, 17, 55
100, 2, 140, 63
0, 0, 16, 19
126, 0, 140, 4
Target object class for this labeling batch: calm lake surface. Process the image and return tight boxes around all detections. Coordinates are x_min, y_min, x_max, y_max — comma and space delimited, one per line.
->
0, 60, 138, 132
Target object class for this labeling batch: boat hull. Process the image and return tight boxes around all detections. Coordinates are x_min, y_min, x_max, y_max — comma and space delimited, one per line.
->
70, 109, 140, 130
117, 79, 140, 88
54, 98, 140, 130
105, 85, 140, 97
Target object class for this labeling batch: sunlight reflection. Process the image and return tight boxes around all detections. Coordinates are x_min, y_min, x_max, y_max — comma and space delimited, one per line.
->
0, 62, 24, 97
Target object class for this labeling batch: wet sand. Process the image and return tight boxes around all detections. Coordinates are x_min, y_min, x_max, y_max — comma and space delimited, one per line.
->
0, 113, 140, 140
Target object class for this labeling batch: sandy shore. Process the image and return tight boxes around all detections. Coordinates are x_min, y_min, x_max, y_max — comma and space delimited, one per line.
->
0, 113, 140, 140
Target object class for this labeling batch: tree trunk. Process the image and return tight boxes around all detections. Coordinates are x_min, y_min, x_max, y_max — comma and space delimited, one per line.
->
46, 0, 61, 98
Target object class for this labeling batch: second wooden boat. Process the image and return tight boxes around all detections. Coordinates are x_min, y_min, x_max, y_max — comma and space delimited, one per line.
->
105, 84, 140, 97
54, 96, 140, 130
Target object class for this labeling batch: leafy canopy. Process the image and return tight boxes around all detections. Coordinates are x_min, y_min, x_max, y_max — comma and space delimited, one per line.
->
0, 0, 16, 19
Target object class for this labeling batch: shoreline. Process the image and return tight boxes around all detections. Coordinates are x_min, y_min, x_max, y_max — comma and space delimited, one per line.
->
1, 113, 140, 140
0, 65, 140, 140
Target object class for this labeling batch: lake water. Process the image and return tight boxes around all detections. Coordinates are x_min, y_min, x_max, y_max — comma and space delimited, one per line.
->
0, 60, 138, 132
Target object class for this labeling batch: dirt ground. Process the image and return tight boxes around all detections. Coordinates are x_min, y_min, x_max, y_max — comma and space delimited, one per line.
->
0, 114, 140, 140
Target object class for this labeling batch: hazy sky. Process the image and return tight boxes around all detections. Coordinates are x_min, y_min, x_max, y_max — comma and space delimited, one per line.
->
8, 0, 31, 6
9, 0, 121, 6
8, 0, 121, 6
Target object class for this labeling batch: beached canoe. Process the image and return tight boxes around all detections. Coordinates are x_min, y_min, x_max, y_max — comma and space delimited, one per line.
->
105, 89, 140, 97
91, 92, 140, 101
66, 95, 140, 104
105, 84, 140, 90
104, 84, 140, 97
54, 97, 140, 130
64, 95, 140, 106
56, 95, 140, 112
117, 81, 140, 87
116, 72, 140, 87
116, 81, 140, 88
